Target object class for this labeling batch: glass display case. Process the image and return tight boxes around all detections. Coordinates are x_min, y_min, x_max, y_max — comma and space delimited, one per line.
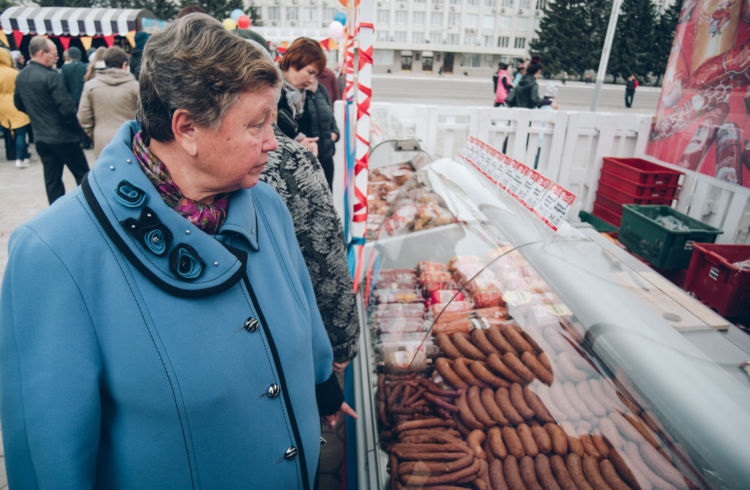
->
353, 155, 750, 489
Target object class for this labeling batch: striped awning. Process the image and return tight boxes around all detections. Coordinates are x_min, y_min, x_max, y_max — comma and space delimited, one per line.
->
0, 6, 156, 36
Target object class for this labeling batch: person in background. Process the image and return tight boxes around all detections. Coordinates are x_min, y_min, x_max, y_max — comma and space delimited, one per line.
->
83, 46, 107, 82
129, 31, 150, 81
513, 59, 527, 86
299, 76, 339, 189
625, 74, 638, 108
13, 36, 89, 203
61, 46, 87, 109
0, 49, 31, 168
494, 62, 512, 107
1, 13, 354, 488
317, 66, 339, 108
9, 50, 24, 70
77, 46, 139, 158
513, 61, 554, 110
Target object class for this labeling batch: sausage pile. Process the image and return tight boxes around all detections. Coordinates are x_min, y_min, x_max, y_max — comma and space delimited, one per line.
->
371, 255, 703, 489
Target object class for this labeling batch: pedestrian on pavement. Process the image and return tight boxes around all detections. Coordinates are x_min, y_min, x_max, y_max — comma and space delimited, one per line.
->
129, 31, 150, 81
77, 46, 139, 158
300, 76, 339, 189
61, 46, 87, 109
0, 49, 32, 168
494, 62, 512, 107
511, 61, 554, 110
9, 50, 24, 70
513, 59, 528, 86
13, 36, 89, 203
1, 13, 354, 489
83, 46, 107, 82
625, 74, 638, 108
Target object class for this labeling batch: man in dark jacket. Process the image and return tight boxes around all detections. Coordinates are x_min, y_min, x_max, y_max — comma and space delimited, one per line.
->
14, 36, 89, 204
513, 61, 553, 109
61, 46, 87, 109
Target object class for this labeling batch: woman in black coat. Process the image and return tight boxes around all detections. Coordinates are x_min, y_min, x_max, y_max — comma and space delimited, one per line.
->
299, 79, 339, 189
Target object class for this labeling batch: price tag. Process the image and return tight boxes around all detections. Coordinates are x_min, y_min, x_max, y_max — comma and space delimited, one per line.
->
514, 164, 532, 204
524, 170, 551, 210
534, 184, 576, 231
502, 290, 533, 306
506, 160, 525, 198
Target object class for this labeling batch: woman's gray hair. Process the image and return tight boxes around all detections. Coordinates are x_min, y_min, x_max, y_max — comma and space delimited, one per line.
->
137, 13, 281, 142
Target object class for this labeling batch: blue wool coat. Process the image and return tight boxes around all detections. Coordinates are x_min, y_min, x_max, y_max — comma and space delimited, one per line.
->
0, 121, 341, 489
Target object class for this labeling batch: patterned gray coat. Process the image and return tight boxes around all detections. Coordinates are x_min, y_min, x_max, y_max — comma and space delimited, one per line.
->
261, 126, 360, 363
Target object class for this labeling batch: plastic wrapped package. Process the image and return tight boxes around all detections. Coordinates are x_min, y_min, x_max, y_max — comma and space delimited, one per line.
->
371, 288, 423, 304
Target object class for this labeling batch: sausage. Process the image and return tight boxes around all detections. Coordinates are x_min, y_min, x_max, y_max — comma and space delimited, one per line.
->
522, 351, 554, 385
510, 382, 536, 420
523, 385, 555, 423
535, 454, 563, 490
468, 385, 496, 428
453, 357, 489, 387
608, 447, 642, 490
558, 352, 590, 382
559, 421, 584, 458
389, 453, 399, 486
550, 454, 578, 490
580, 434, 602, 458
451, 331, 487, 360
639, 442, 690, 490
504, 456, 528, 490
471, 360, 511, 388
530, 422, 552, 454
550, 381, 581, 420
544, 326, 571, 353
472, 328, 500, 355
517, 423, 540, 457
610, 412, 644, 444
502, 426, 526, 459
538, 352, 554, 373
487, 352, 524, 383
486, 324, 519, 355
576, 380, 608, 417
563, 381, 594, 419
582, 454, 613, 490
487, 426, 508, 459
490, 458, 510, 490
599, 459, 633, 490
398, 453, 475, 475
544, 423, 568, 455
502, 323, 536, 354
495, 387, 525, 425
435, 357, 468, 389
520, 328, 545, 355
520, 455, 544, 490
591, 433, 610, 458
394, 417, 456, 432
590, 379, 623, 412
481, 387, 510, 425
599, 416, 624, 450
477, 459, 493, 490
503, 352, 536, 384
624, 441, 675, 490
467, 429, 488, 460
435, 333, 463, 359
535, 384, 568, 422
566, 453, 595, 490
400, 458, 481, 486
622, 412, 660, 449
456, 389, 484, 430
423, 391, 460, 413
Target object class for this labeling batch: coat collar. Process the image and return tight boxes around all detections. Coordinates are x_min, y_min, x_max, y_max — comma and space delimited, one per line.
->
82, 121, 259, 297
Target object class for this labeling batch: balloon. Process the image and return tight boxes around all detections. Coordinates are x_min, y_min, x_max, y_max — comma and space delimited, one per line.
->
329, 21, 345, 41
334, 12, 346, 25
222, 18, 236, 31
338, 0, 359, 6
237, 15, 251, 29
230, 9, 245, 21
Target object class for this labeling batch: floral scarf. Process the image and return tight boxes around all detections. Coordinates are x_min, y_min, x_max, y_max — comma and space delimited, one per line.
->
132, 131, 229, 235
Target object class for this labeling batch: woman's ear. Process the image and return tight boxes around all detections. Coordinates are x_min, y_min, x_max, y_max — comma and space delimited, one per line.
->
172, 109, 198, 157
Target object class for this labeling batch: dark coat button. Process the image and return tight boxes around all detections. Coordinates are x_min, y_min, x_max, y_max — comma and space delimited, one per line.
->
243, 317, 259, 332
284, 446, 297, 460
267, 384, 280, 398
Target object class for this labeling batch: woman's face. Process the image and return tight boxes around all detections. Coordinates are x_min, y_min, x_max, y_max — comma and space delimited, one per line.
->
284, 63, 319, 91
191, 87, 279, 196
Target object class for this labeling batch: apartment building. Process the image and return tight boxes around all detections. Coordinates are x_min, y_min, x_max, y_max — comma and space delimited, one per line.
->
251, 0, 547, 76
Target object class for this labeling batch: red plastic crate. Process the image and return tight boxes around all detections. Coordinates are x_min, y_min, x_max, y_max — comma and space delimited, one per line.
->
684, 243, 750, 317
599, 171, 679, 199
597, 182, 676, 206
592, 202, 622, 227
594, 193, 623, 217
601, 157, 682, 187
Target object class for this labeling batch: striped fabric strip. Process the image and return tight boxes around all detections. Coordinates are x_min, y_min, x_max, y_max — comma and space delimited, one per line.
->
0, 7, 143, 36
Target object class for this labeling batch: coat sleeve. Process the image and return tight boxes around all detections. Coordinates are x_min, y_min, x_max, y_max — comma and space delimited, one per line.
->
77, 83, 95, 140
319, 86, 339, 139
48, 71, 80, 129
13, 83, 25, 114
530, 82, 544, 108
0, 226, 102, 488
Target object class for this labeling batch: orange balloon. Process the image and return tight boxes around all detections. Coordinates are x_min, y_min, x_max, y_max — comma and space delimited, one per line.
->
338, 0, 360, 6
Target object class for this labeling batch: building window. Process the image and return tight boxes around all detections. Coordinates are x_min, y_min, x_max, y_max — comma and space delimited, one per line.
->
502, 0, 514, 8
395, 10, 408, 24
447, 33, 460, 44
286, 7, 298, 21
377, 30, 389, 42
395, 31, 407, 42
448, 12, 461, 24
432, 0, 445, 6
482, 16, 494, 29
536, 0, 547, 9
465, 33, 477, 45
412, 31, 425, 43
422, 55, 433, 71
519, 0, 531, 8
499, 16, 512, 29
485, 0, 497, 5
431, 12, 443, 25
514, 37, 526, 48
301, 8, 316, 22
413, 11, 425, 25
517, 17, 529, 30
498, 36, 509, 47
430, 32, 442, 44
449, 0, 461, 4
401, 54, 412, 70
465, 13, 478, 27
267, 7, 279, 21
462, 53, 481, 67
467, 0, 479, 5
377, 9, 390, 25
484, 35, 493, 46
322, 8, 335, 20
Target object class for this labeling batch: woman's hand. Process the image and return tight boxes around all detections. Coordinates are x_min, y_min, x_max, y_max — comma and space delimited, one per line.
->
322, 401, 358, 429
332, 360, 350, 373
299, 136, 319, 156
331, 132, 338, 142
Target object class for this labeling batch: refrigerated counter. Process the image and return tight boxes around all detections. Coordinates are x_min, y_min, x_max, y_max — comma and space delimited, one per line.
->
353, 156, 750, 489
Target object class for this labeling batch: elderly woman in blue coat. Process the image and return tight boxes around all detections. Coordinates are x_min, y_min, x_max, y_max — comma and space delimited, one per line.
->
0, 13, 354, 489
